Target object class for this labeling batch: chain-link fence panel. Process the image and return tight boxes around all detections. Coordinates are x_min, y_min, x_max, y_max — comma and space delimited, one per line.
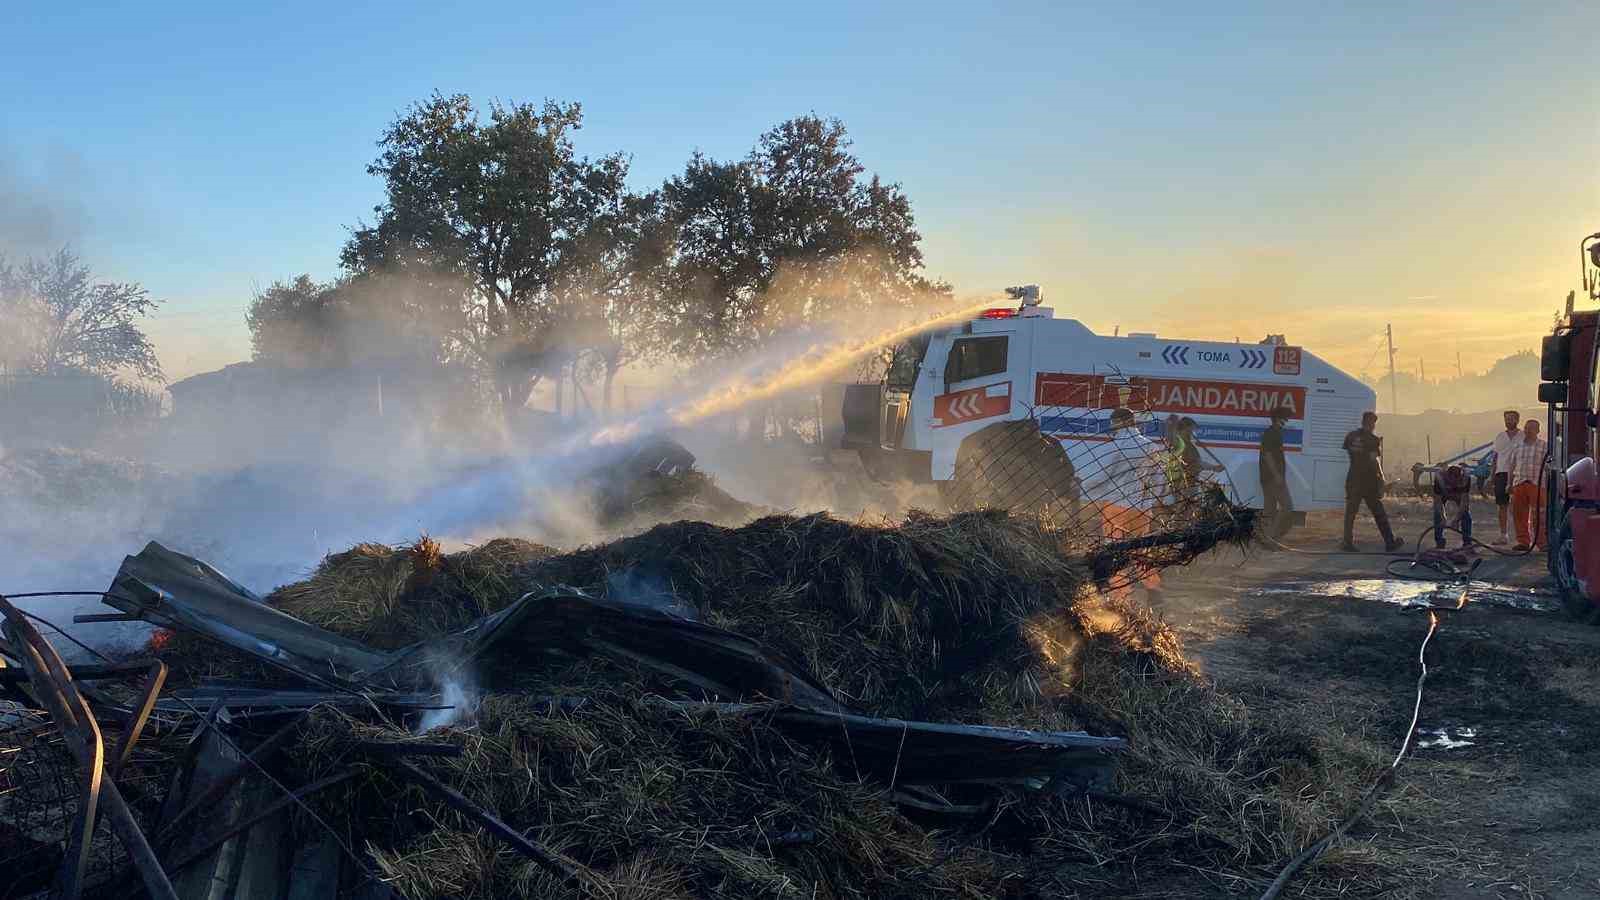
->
939, 375, 1250, 592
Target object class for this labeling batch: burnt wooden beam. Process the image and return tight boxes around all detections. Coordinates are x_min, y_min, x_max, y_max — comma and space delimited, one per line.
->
155, 711, 309, 849
109, 659, 167, 780
162, 770, 359, 875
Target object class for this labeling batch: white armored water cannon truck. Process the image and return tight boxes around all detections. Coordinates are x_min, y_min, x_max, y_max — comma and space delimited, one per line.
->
840, 285, 1377, 530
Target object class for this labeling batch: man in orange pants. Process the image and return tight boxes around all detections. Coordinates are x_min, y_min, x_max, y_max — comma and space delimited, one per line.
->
1504, 418, 1548, 551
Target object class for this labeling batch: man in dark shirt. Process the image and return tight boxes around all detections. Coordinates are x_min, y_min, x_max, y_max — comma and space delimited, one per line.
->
1258, 408, 1294, 540
1342, 411, 1403, 553
1431, 463, 1473, 549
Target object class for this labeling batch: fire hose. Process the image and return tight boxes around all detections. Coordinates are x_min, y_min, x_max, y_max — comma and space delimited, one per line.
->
1256, 564, 1471, 900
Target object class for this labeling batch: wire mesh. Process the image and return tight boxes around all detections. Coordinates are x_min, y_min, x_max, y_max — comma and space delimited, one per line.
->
0, 706, 143, 898
939, 374, 1250, 591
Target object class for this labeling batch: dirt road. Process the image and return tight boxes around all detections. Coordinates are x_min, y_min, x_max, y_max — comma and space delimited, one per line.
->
1161, 498, 1600, 899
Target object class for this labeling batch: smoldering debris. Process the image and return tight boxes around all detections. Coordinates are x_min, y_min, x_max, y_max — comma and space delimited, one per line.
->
0, 500, 1421, 899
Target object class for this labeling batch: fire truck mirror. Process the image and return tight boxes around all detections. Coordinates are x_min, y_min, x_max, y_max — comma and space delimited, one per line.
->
1538, 382, 1568, 405
1541, 333, 1572, 382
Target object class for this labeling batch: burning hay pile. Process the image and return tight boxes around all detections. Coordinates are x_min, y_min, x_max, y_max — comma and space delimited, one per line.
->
0, 502, 1415, 899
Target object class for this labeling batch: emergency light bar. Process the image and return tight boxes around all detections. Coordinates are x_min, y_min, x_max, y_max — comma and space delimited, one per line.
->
979, 308, 1018, 319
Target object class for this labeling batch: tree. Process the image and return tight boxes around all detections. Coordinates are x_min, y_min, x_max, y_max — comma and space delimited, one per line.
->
246, 275, 340, 366
246, 272, 470, 370
556, 189, 680, 411
342, 93, 644, 409
0, 248, 162, 381
661, 115, 948, 358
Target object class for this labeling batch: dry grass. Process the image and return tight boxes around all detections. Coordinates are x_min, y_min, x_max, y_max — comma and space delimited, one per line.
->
235, 505, 1434, 898
270, 537, 557, 649
297, 694, 989, 899
1546, 661, 1600, 707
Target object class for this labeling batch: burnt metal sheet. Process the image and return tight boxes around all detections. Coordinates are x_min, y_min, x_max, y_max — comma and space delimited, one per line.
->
157, 685, 441, 714
745, 703, 1123, 786
378, 587, 839, 707
499, 696, 1124, 787
104, 542, 391, 686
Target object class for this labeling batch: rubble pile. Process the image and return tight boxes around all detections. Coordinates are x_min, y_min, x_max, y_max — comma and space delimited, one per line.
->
0, 503, 1400, 899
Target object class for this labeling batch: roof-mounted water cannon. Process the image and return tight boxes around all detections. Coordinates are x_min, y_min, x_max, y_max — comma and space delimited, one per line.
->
1004, 284, 1043, 307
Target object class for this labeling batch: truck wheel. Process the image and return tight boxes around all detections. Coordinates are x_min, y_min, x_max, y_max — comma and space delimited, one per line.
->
1553, 512, 1600, 624
944, 419, 1077, 518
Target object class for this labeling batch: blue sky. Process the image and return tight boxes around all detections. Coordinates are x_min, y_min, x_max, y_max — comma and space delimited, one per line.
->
2, 1, 1594, 378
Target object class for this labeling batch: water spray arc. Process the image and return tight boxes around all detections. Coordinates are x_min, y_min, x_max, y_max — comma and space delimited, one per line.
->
584, 300, 997, 448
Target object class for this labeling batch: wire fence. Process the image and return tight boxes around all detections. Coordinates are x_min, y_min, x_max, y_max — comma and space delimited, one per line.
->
0, 709, 133, 897
939, 375, 1247, 591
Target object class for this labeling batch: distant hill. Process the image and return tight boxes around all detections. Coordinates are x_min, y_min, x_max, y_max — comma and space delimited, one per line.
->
1379, 406, 1545, 475
1364, 349, 1538, 416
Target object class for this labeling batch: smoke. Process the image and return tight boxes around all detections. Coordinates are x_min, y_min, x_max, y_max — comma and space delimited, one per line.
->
605, 567, 697, 620
0, 263, 1001, 664
417, 662, 481, 733
0, 147, 149, 258
0, 152, 87, 253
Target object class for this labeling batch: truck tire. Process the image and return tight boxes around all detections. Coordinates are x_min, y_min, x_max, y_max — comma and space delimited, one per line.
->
1552, 512, 1600, 624
943, 419, 1078, 518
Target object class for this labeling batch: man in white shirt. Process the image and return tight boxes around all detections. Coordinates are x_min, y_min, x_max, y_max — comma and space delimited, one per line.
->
1490, 410, 1521, 544
1079, 407, 1173, 599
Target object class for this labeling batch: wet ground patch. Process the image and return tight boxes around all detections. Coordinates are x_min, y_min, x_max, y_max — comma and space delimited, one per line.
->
1237, 600, 1600, 768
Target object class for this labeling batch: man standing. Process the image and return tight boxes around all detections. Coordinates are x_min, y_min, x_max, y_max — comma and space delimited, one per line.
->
1174, 417, 1223, 493
1505, 418, 1549, 552
1259, 407, 1294, 542
1080, 407, 1172, 598
1490, 410, 1521, 544
1342, 411, 1403, 553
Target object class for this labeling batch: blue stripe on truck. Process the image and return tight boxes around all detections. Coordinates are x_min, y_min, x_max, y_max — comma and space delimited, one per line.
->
1037, 415, 1302, 448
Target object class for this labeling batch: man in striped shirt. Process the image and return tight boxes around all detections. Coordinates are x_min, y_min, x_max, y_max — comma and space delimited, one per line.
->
1504, 418, 1548, 552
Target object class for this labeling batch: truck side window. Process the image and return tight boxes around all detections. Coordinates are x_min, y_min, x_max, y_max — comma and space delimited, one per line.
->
885, 337, 928, 390
945, 336, 1009, 383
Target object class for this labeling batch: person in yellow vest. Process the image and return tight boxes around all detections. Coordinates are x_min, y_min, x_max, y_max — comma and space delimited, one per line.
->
1174, 417, 1223, 494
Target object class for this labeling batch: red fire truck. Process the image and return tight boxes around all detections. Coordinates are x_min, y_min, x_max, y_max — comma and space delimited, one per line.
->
1540, 232, 1600, 622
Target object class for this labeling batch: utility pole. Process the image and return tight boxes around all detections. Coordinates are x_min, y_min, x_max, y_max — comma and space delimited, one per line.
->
1386, 323, 1398, 415
1456, 350, 1463, 380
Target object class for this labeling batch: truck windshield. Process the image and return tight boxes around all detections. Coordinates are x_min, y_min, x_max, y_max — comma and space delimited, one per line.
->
885, 336, 929, 390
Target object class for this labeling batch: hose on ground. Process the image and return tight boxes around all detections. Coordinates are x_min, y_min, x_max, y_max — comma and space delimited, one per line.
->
1256, 588, 1466, 900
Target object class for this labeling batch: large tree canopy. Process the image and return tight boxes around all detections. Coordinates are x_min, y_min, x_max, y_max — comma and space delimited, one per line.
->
328, 97, 945, 411
0, 249, 162, 381
662, 115, 947, 357
342, 93, 648, 407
